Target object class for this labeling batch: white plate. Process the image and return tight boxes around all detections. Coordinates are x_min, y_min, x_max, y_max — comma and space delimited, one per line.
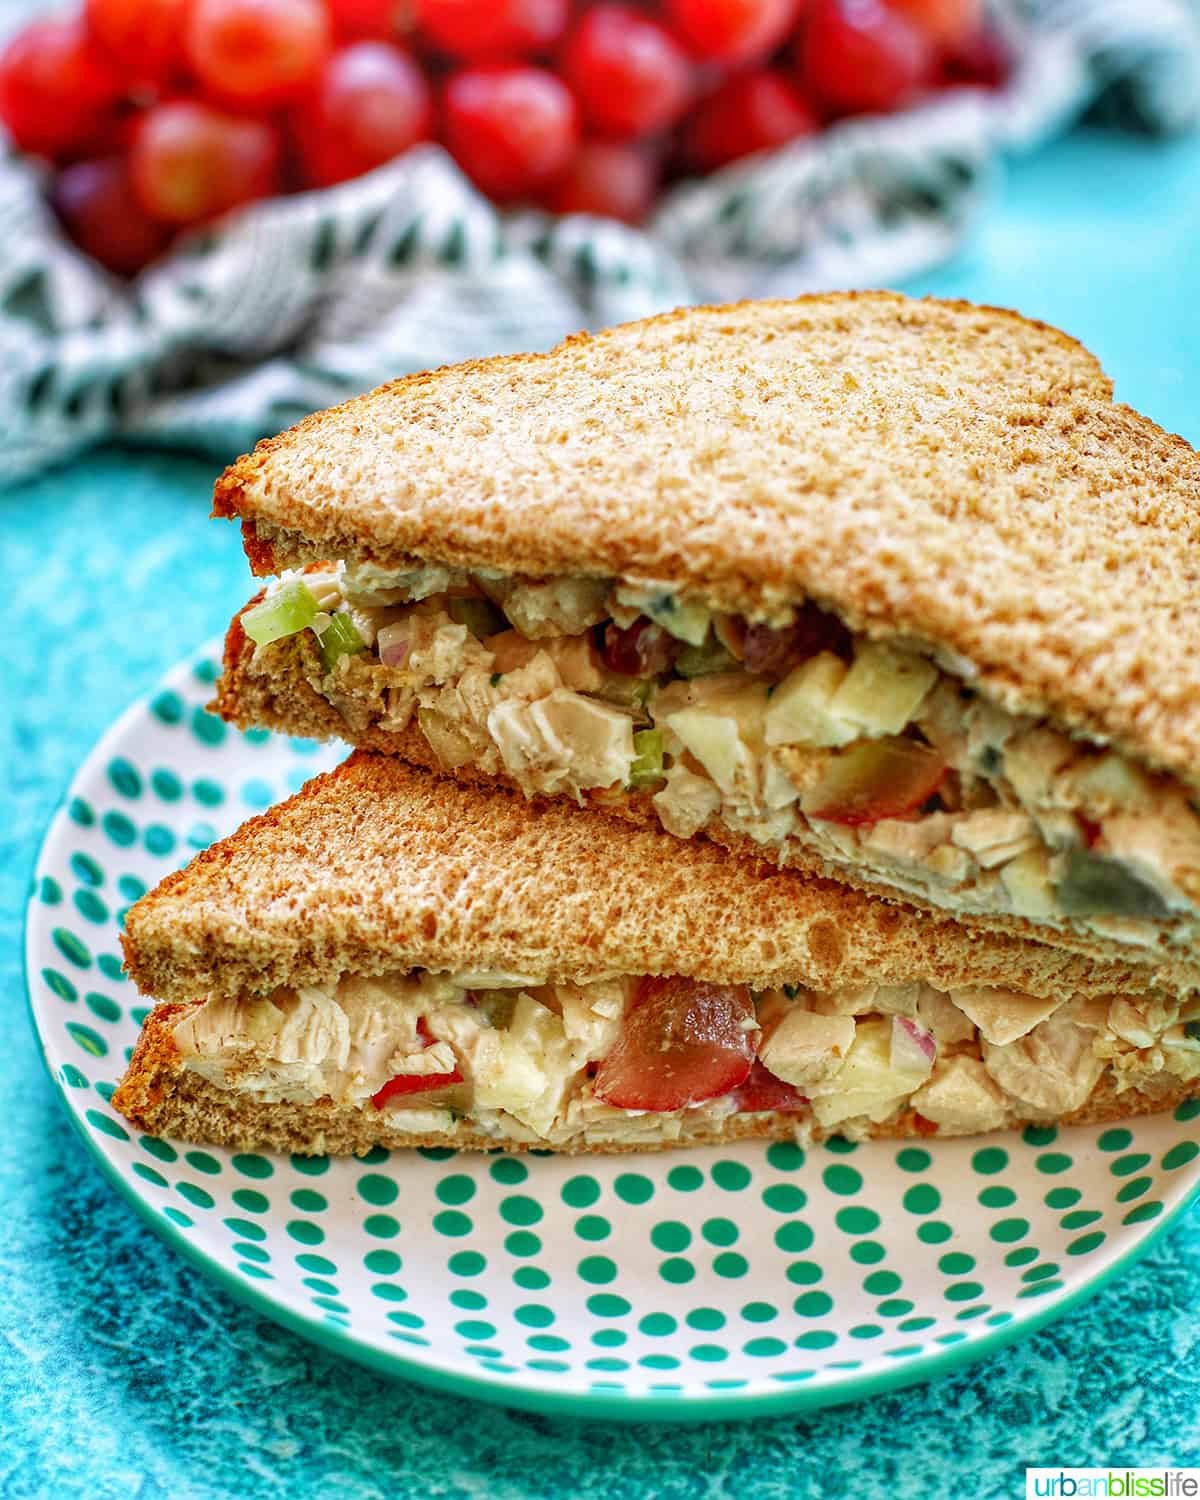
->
24, 646, 1200, 1421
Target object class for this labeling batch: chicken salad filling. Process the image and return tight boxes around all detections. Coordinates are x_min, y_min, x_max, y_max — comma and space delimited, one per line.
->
239, 564, 1200, 957
171, 966, 1200, 1146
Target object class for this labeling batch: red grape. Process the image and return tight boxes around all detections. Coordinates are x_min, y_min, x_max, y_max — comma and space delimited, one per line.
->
292, 41, 432, 187
442, 64, 577, 202
563, 5, 692, 140
683, 70, 817, 171
130, 99, 281, 223
186, 0, 332, 108
940, 26, 1010, 89
798, 0, 934, 115
666, 0, 799, 67
85, 0, 188, 84
544, 141, 658, 224
327, 0, 405, 38
888, 0, 980, 47
416, 0, 567, 59
53, 156, 172, 274
0, 18, 122, 160
598, 617, 678, 674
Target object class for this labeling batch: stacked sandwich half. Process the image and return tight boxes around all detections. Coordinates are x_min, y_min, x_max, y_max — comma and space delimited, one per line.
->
114, 292, 1200, 1155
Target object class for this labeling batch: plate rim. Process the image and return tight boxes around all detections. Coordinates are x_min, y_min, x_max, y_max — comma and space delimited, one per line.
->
23, 644, 1200, 1424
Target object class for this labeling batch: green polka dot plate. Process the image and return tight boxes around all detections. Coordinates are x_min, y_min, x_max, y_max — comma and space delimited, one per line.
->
24, 648, 1200, 1420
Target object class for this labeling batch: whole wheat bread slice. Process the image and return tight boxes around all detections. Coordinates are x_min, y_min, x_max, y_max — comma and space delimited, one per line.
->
123, 752, 1175, 1006
211, 292, 1200, 784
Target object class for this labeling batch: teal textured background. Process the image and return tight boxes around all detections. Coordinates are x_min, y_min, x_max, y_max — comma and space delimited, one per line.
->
4, 126, 1200, 1496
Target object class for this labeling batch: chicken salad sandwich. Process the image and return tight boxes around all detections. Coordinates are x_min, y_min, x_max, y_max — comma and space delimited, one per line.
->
209, 293, 1200, 985
113, 756, 1200, 1157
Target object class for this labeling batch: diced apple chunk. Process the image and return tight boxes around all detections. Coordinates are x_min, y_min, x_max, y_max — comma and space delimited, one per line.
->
829, 643, 938, 735
802, 737, 946, 826
764, 652, 857, 748
1000, 848, 1058, 919
663, 702, 762, 798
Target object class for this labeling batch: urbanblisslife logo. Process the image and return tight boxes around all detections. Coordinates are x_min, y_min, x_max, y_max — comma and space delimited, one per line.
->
1027, 1472, 1200, 1497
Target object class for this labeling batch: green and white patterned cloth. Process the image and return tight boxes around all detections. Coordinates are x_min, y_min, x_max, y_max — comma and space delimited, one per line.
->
1, 0, 1198, 485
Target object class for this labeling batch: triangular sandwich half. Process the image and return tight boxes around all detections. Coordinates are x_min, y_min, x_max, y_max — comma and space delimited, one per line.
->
112, 755, 1200, 1157
209, 293, 1200, 986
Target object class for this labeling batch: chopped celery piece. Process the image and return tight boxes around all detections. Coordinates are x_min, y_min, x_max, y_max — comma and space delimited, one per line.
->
675, 638, 739, 678
629, 727, 665, 788
1056, 850, 1169, 920
242, 579, 319, 646
447, 596, 506, 639
319, 612, 365, 672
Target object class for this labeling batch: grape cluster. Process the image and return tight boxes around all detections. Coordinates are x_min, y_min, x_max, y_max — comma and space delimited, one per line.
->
0, 0, 1007, 276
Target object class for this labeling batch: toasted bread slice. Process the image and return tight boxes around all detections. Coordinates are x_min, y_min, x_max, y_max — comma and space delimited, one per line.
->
114, 756, 1199, 1155
211, 292, 1200, 785
122, 754, 1170, 1006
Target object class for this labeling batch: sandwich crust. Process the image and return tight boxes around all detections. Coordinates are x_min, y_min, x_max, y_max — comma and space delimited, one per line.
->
211, 292, 1200, 783
113, 1002, 1196, 1156
214, 618, 1200, 993
123, 751, 1181, 1007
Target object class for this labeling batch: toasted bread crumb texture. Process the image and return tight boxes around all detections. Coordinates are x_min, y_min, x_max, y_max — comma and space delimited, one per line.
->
113, 1003, 1195, 1157
211, 292, 1200, 782
124, 752, 1174, 1007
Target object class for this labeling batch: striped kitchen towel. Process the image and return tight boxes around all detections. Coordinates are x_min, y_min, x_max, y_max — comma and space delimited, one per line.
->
1, 0, 1197, 486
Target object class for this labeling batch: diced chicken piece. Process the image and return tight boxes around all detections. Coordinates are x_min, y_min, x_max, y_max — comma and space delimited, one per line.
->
487, 577, 610, 639
487, 630, 604, 692
874, 985, 924, 1017
914, 680, 969, 765
379, 685, 416, 733
809, 985, 880, 1017
652, 765, 722, 839
910, 1056, 1010, 1133
828, 643, 938, 736
1002, 728, 1077, 807
1106, 999, 1157, 1050
963, 698, 1029, 770
915, 985, 977, 1047
556, 980, 626, 1066
759, 1009, 856, 1088
418, 707, 480, 769
864, 814, 957, 868
764, 652, 857, 748
496, 650, 562, 703
404, 615, 477, 680
488, 689, 634, 791
949, 986, 1064, 1045
1000, 849, 1059, 919
1061, 753, 1157, 816
390, 1040, 459, 1077
982, 1011, 1104, 1115
529, 692, 635, 786
950, 808, 1040, 868
926, 844, 976, 883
